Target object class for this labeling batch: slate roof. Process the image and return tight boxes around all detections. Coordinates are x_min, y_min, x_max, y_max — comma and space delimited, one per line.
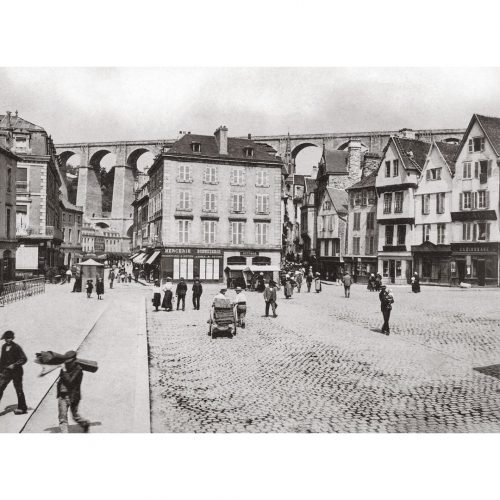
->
435, 141, 460, 174
0, 114, 45, 132
391, 137, 430, 172
326, 187, 348, 214
346, 171, 377, 191
322, 150, 349, 174
475, 114, 500, 155
164, 133, 282, 164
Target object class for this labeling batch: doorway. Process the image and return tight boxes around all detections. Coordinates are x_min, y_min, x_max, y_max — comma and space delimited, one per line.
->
457, 260, 466, 283
389, 260, 395, 284
477, 259, 486, 286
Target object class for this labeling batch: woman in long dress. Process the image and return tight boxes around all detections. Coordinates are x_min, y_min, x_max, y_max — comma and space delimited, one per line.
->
152, 280, 162, 311
96, 277, 104, 300
162, 278, 173, 311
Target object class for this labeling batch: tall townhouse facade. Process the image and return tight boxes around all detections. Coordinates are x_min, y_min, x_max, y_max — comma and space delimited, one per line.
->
412, 142, 458, 285
450, 114, 500, 286
0, 146, 20, 285
131, 180, 150, 251
282, 174, 307, 260
81, 221, 96, 253
376, 136, 429, 284
300, 177, 317, 263
60, 198, 83, 267
316, 187, 348, 279
344, 172, 378, 283
148, 127, 283, 282
0, 112, 64, 275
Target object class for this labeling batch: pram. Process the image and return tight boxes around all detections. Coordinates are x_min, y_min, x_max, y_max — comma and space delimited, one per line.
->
208, 297, 238, 339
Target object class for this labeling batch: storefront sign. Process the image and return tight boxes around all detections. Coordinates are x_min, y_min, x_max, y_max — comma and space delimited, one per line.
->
162, 247, 223, 257
451, 243, 498, 254
240, 251, 259, 256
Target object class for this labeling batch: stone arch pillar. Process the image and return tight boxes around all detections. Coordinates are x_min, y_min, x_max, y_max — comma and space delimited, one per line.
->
76, 166, 102, 217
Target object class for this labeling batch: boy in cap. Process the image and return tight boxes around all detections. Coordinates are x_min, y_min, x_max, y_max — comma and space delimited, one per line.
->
0, 330, 28, 414
57, 350, 90, 433
378, 285, 394, 335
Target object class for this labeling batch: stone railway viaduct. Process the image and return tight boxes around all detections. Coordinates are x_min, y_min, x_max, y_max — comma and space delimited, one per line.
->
55, 127, 465, 242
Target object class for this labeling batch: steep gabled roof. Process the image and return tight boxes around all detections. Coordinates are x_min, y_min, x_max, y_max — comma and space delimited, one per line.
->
326, 187, 348, 214
454, 113, 500, 160
322, 149, 349, 175
0, 114, 45, 132
346, 171, 377, 191
165, 133, 282, 164
434, 141, 460, 174
391, 137, 430, 172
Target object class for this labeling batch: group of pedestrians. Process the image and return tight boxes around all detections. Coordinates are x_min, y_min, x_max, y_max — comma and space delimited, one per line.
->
152, 277, 200, 312
0, 331, 90, 432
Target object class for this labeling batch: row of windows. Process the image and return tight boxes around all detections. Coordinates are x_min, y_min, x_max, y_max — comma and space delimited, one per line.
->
350, 189, 376, 207
175, 192, 271, 214
62, 228, 81, 243
176, 220, 270, 245
352, 212, 375, 231
421, 193, 446, 214
385, 225, 406, 246
384, 159, 399, 178
62, 213, 82, 224
319, 239, 340, 257
177, 165, 270, 186
421, 223, 446, 244
462, 160, 489, 180
383, 192, 404, 214
459, 190, 489, 210
318, 215, 335, 232
352, 236, 376, 256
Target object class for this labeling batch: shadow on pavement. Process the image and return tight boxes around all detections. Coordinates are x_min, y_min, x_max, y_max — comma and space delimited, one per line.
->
0, 404, 18, 416
473, 364, 500, 380
43, 421, 102, 433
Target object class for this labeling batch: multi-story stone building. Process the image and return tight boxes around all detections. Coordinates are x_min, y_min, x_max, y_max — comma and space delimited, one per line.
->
412, 141, 458, 285
103, 228, 122, 254
315, 187, 348, 279
376, 135, 429, 284
145, 127, 283, 282
60, 198, 83, 267
344, 172, 378, 283
0, 112, 64, 275
0, 145, 20, 285
450, 114, 500, 286
81, 221, 96, 253
131, 180, 150, 251
300, 177, 318, 263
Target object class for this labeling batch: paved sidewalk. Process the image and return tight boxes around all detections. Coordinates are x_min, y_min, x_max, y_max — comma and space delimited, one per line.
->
0, 284, 107, 433
21, 284, 150, 433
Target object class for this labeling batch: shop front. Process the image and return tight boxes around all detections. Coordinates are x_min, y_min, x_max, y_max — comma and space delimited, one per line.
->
378, 252, 412, 285
343, 257, 378, 284
224, 250, 281, 288
160, 247, 224, 282
317, 256, 343, 281
450, 242, 499, 287
412, 242, 452, 286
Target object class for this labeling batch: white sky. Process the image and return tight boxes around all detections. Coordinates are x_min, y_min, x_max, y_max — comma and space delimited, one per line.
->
3, 67, 500, 173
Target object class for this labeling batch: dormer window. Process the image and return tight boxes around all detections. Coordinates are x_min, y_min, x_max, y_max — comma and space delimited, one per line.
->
14, 136, 28, 152
244, 147, 254, 157
469, 137, 485, 153
191, 142, 201, 153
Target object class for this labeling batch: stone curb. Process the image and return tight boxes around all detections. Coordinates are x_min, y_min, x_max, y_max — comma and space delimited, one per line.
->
132, 297, 151, 433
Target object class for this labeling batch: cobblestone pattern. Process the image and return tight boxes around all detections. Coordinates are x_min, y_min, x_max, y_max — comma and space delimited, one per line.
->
147, 284, 500, 433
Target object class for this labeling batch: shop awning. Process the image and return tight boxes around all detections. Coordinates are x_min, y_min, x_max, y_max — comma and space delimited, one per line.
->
244, 265, 281, 273
225, 265, 247, 271
129, 252, 141, 260
132, 252, 145, 263
145, 250, 161, 265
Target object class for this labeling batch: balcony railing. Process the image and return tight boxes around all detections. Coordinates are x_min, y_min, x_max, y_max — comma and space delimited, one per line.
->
0, 277, 45, 306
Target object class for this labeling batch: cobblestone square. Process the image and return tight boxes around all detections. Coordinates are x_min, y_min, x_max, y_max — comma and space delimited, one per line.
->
147, 283, 500, 432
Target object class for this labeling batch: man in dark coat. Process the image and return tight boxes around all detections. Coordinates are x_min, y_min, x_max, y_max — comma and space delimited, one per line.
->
192, 278, 203, 310
57, 350, 89, 433
306, 272, 313, 292
0, 330, 28, 414
263, 281, 278, 317
379, 285, 394, 335
256, 273, 266, 292
176, 277, 188, 311
342, 271, 352, 298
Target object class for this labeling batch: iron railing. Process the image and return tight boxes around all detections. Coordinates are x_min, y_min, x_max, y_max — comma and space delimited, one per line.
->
0, 278, 45, 305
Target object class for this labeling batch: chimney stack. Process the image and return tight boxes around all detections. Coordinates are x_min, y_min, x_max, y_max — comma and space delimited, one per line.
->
5, 111, 11, 127
214, 126, 228, 155
347, 139, 362, 183
311, 164, 318, 179
248, 133, 252, 140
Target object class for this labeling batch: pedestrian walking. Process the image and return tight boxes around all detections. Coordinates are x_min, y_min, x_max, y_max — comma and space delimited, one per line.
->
133, 266, 139, 283
379, 285, 394, 335
57, 350, 90, 433
108, 269, 115, 289
367, 273, 376, 292
162, 278, 173, 311
284, 276, 293, 299
96, 277, 104, 300
233, 287, 247, 328
85, 279, 93, 298
176, 277, 187, 311
263, 281, 278, 317
72, 275, 81, 293
192, 278, 203, 310
306, 272, 313, 292
0, 331, 28, 415
65, 268, 73, 284
411, 272, 421, 293
374, 273, 382, 292
295, 271, 303, 293
342, 271, 352, 298
314, 273, 322, 293
152, 280, 162, 311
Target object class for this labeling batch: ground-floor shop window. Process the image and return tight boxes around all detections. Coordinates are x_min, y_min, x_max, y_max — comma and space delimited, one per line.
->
472, 256, 496, 279
198, 258, 220, 280
383, 260, 389, 277
173, 258, 194, 279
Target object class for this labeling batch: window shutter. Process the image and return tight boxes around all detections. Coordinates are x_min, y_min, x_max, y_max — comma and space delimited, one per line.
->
459, 193, 463, 210
231, 195, 235, 212
214, 194, 218, 211
462, 223, 466, 240
426, 170, 430, 180
472, 223, 477, 241
265, 195, 269, 213
474, 162, 479, 178
485, 191, 489, 208
488, 160, 493, 177
468, 139, 473, 153
473, 192, 477, 209
230, 169, 234, 184
241, 195, 245, 212
422, 225, 425, 243
486, 223, 490, 241
242, 170, 246, 185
